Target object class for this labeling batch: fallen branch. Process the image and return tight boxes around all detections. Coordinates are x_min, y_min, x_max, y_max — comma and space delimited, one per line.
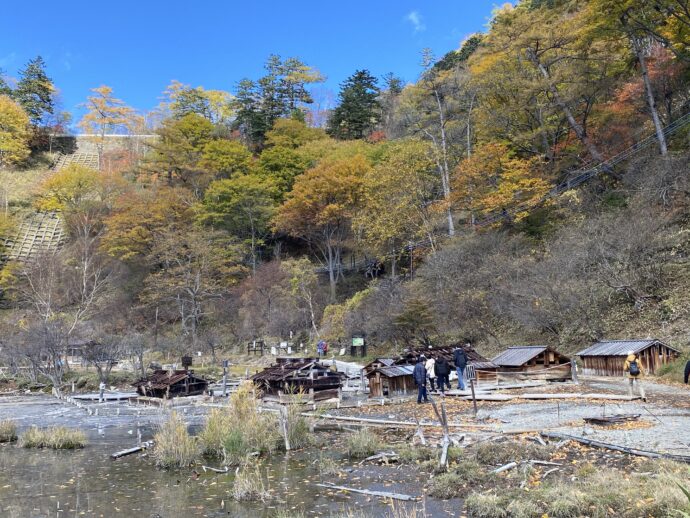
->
315, 482, 419, 501
111, 441, 153, 459
302, 412, 492, 429
360, 452, 399, 464
202, 465, 229, 473
542, 467, 559, 478
541, 431, 690, 464
528, 460, 562, 466
492, 461, 518, 474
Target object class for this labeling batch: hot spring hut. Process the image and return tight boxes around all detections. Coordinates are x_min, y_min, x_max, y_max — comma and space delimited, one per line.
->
576, 339, 680, 376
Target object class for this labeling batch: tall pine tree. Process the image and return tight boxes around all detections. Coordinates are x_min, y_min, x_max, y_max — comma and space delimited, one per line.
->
327, 70, 380, 140
15, 56, 54, 126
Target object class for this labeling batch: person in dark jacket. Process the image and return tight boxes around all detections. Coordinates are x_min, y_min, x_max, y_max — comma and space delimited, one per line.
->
453, 346, 468, 390
684, 360, 690, 384
435, 357, 451, 393
413, 355, 428, 404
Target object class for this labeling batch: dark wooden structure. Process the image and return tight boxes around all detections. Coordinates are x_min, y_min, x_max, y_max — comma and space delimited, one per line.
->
133, 370, 209, 398
250, 357, 344, 401
366, 364, 416, 398
365, 344, 499, 398
247, 340, 266, 356
576, 339, 680, 377
403, 344, 499, 384
492, 346, 572, 381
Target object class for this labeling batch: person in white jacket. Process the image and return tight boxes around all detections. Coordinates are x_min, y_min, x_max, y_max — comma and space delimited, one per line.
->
425, 356, 437, 392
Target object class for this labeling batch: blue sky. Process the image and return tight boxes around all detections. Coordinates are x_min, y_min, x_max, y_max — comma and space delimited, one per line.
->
1, 1, 497, 121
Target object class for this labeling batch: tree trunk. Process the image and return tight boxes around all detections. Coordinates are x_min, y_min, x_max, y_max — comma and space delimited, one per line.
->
526, 49, 609, 168
631, 35, 668, 156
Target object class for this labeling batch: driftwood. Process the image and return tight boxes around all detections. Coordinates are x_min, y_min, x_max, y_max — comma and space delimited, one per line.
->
202, 465, 229, 473
111, 440, 153, 459
492, 461, 518, 474
360, 452, 399, 464
303, 412, 492, 429
315, 482, 419, 501
430, 399, 450, 469
583, 414, 640, 426
413, 418, 427, 446
541, 431, 690, 464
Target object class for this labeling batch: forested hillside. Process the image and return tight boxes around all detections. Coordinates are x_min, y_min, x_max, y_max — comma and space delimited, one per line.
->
1, 0, 689, 386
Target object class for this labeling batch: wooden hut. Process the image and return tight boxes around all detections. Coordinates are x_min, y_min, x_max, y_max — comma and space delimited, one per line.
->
576, 339, 680, 377
251, 357, 343, 402
491, 346, 572, 381
403, 344, 499, 384
365, 364, 416, 398
133, 370, 208, 398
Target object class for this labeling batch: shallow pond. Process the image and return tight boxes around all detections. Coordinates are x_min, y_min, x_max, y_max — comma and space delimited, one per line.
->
0, 397, 460, 517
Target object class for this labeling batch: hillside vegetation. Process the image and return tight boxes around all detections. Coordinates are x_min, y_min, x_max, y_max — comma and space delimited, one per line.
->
1, 0, 689, 388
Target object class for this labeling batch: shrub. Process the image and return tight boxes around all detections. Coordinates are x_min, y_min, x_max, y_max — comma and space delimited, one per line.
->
397, 445, 434, 463
232, 462, 269, 502
199, 407, 233, 457
346, 428, 381, 459
18, 426, 86, 449
317, 453, 341, 476
153, 411, 199, 469
427, 459, 492, 499
0, 420, 17, 442
198, 381, 281, 465
465, 492, 509, 518
285, 401, 311, 450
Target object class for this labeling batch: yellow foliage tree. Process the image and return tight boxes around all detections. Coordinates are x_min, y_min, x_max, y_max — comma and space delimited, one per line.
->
453, 143, 552, 223
0, 95, 31, 168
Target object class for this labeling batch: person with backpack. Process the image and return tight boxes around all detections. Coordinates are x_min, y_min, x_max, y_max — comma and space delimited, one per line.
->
624, 351, 646, 401
413, 355, 429, 404
453, 345, 468, 390
425, 355, 437, 392
435, 356, 451, 393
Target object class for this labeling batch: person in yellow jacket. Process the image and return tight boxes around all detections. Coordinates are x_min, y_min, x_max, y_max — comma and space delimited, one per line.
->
623, 351, 646, 401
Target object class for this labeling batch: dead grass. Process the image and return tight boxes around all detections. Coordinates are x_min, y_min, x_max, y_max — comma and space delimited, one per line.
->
346, 428, 382, 459
199, 382, 280, 464
0, 419, 17, 442
427, 459, 493, 499
231, 462, 269, 502
153, 411, 200, 469
18, 426, 86, 449
464, 464, 690, 518
317, 453, 341, 476
473, 440, 552, 465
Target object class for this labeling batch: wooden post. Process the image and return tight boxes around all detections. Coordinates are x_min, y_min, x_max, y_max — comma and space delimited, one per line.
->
469, 378, 478, 417
571, 359, 578, 384
222, 360, 228, 397
279, 405, 291, 451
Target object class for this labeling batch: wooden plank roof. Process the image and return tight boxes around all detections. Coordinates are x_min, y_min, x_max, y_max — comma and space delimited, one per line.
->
576, 339, 680, 357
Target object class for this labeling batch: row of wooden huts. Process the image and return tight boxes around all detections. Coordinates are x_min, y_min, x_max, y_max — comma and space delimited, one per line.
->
363, 339, 681, 398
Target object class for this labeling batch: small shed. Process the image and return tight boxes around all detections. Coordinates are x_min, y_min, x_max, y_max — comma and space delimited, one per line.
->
576, 339, 680, 376
492, 346, 572, 381
251, 357, 343, 401
366, 364, 416, 398
133, 370, 209, 398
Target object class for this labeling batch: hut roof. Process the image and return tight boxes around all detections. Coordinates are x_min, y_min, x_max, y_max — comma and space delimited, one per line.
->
492, 346, 549, 367
403, 344, 497, 368
133, 370, 206, 391
576, 339, 679, 357
370, 365, 415, 378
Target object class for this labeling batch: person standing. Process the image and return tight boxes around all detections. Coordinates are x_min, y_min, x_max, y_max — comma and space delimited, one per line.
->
624, 351, 646, 401
435, 356, 451, 393
454, 345, 468, 390
684, 360, 690, 384
413, 355, 428, 404
425, 355, 437, 392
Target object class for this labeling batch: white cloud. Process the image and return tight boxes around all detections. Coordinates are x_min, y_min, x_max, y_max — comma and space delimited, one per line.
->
405, 10, 426, 33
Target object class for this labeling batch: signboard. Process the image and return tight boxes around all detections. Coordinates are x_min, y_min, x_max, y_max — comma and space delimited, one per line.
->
352, 337, 365, 347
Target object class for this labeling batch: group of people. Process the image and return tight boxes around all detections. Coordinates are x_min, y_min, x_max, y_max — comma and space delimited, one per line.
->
412, 346, 469, 404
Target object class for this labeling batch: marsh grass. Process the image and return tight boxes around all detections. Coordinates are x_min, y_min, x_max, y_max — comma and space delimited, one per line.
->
153, 411, 199, 469
0, 420, 17, 443
473, 440, 551, 465
346, 428, 381, 459
199, 382, 280, 465
232, 462, 269, 502
463, 465, 690, 517
18, 426, 86, 449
